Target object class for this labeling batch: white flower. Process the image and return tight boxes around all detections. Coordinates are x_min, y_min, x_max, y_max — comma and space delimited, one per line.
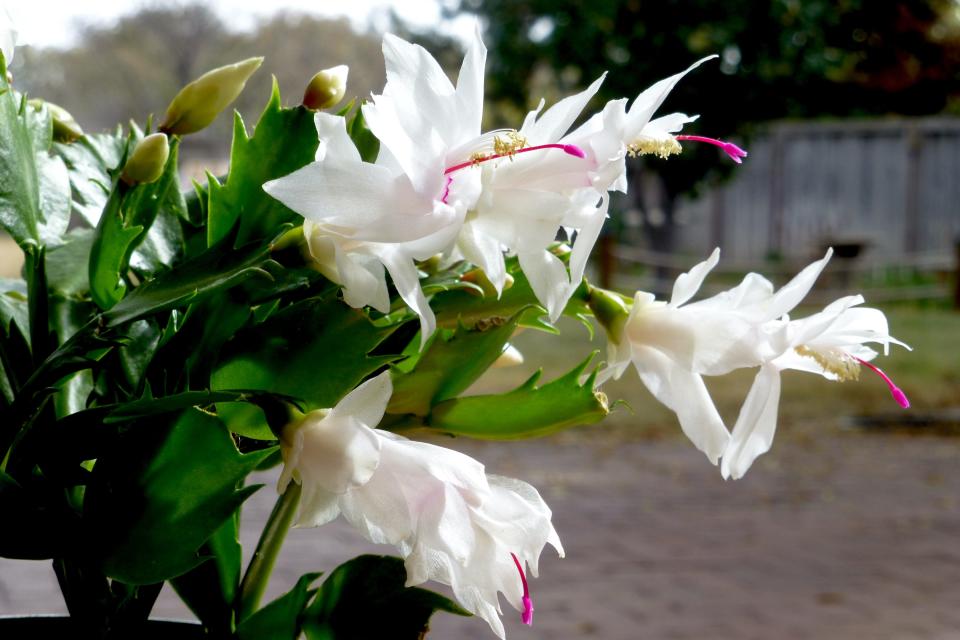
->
721, 294, 910, 480
278, 372, 563, 639
460, 76, 607, 319
602, 249, 835, 463
265, 29, 489, 344
463, 56, 745, 321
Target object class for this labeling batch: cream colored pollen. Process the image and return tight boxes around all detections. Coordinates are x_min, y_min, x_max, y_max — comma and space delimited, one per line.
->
627, 137, 683, 159
795, 345, 861, 382
493, 130, 527, 158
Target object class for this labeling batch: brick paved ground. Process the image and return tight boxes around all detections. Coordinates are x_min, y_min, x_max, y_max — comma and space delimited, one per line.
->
1, 425, 958, 639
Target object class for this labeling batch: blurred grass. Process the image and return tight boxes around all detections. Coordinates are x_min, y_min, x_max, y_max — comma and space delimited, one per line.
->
471, 306, 960, 442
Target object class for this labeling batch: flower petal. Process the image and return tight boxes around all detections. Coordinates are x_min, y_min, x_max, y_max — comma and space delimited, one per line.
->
763, 248, 833, 320
458, 220, 507, 294
566, 193, 608, 293
669, 247, 721, 307
518, 249, 571, 323
294, 483, 342, 528
1, 7, 15, 65
454, 23, 487, 144
379, 247, 436, 347
632, 346, 730, 464
645, 112, 699, 135
328, 371, 393, 428
314, 112, 361, 163
263, 160, 398, 228
623, 55, 717, 140
520, 74, 606, 146
721, 365, 782, 480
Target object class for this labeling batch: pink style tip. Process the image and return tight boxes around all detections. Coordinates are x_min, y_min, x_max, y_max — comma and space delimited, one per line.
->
855, 357, 911, 409
511, 553, 534, 626
521, 595, 534, 626
676, 135, 748, 164
561, 144, 586, 159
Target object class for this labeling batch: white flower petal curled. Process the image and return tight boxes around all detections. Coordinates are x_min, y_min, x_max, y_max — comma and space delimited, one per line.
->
280, 372, 562, 638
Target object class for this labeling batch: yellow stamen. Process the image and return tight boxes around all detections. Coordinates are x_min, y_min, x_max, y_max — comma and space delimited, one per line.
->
493, 130, 528, 158
627, 137, 682, 159
795, 345, 860, 382
469, 151, 488, 166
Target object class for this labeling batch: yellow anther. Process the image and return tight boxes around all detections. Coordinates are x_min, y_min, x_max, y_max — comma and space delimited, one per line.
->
470, 151, 489, 166
627, 137, 683, 159
493, 130, 527, 158
795, 345, 861, 382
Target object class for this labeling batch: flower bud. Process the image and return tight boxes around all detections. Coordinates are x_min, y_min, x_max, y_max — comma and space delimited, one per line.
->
28, 100, 84, 142
121, 133, 170, 185
160, 57, 263, 135
302, 65, 348, 110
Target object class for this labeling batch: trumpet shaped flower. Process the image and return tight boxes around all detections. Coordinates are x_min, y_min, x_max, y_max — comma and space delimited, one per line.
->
603, 249, 836, 463
721, 295, 910, 480
278, 372, 563, 639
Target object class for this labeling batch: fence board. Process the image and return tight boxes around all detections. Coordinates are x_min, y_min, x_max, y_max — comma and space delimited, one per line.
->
662, 118, 960, 261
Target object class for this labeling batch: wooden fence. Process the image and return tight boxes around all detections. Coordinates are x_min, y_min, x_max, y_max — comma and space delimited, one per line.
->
603, 117, 960, 303
658, 117, 960, 261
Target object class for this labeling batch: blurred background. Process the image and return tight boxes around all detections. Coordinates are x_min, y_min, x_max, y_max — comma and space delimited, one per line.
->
1, 1, 959, 638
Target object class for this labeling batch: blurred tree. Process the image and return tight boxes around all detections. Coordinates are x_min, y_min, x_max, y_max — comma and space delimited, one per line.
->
443, 0, 960, 253
15, 5, 384, 159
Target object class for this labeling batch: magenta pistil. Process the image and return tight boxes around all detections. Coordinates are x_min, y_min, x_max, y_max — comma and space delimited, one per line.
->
510, 552, 534, 626
854, 356, 910, 408
676, 134, 749, 164
444, 143, 586, 176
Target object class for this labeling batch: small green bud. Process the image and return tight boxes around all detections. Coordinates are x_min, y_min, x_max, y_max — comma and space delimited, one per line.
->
302, 65, 348, 110
587, 285, 632, 344
160, 57, 263, 135
50, 103, 84, 142
27, 99, 84, 142
121, 133, 170, 185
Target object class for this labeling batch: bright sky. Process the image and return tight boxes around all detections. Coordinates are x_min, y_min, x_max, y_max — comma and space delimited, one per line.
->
7, 0, 473, 49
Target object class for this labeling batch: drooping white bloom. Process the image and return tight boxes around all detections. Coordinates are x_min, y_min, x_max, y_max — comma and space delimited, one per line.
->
720, 294, 910, 480
278, 372, 563, 639
603, 249, 835, 463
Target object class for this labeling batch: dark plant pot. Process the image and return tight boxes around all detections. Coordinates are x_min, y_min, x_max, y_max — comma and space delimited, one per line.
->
0, 615, 205, 638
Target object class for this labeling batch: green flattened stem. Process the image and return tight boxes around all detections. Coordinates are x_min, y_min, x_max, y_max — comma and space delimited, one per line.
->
236, 481, 301, 621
